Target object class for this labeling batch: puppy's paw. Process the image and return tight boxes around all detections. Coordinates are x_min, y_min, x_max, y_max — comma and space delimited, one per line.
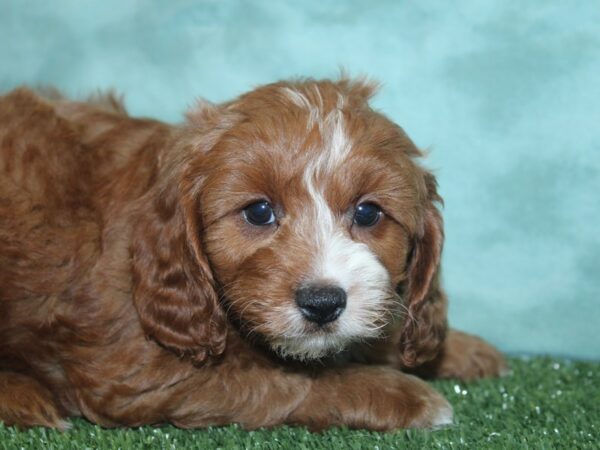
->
408, 383, 453, 429
0, 373, 71, 430
290, 367, 454, 431
436, 330, 508, 381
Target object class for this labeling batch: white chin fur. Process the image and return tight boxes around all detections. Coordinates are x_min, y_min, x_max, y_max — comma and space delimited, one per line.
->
270, 333, 352, 361
266, 304, 385, 361
267, 286, 394, 361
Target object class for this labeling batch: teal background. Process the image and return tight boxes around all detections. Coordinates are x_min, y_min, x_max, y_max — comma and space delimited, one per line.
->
1, 1, 598, 359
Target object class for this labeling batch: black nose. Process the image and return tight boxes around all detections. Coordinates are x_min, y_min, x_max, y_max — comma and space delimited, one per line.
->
295, 285, 347, 325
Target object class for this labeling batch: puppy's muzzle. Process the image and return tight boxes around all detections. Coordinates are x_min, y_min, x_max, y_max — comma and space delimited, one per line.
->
295, 285, 347, 325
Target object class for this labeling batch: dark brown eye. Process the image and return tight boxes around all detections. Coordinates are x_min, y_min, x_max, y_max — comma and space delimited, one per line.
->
243, 201, 276, 226
354, 202, 382, 227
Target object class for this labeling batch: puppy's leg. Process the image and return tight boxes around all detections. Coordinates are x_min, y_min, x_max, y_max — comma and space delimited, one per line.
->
0, 372, 69, 429
286, 366, 453, 431
75, 344, 451, 430
155, 359, 452, 431
410, 329, 508, 381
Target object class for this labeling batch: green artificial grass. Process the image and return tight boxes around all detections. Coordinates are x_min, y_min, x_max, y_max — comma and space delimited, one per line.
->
1, 357, 598, 449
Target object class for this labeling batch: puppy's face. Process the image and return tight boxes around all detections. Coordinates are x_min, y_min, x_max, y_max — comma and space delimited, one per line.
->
191, 81, 429, 360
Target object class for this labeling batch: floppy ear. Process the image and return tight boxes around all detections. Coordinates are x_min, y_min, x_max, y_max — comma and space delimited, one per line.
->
131, 181, 227, 365
398, 174, 448, 368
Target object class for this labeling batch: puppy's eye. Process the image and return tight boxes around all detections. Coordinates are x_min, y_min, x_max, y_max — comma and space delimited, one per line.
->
243, 201, 276, 226
353, 202, 382, 227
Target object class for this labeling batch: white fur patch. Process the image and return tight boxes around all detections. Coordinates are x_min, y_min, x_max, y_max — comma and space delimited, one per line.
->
319, 232, 391, 340
281, 87, 320, 130
270, 100, 394, 360
281, 87, 312, 110
431, 403, 454, 428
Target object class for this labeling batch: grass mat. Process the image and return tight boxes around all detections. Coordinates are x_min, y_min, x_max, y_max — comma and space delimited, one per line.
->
1, 357, 598, 449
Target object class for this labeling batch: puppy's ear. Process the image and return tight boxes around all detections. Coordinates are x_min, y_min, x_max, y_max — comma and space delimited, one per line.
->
398, 173, 448, 368
131, 181, 227, 365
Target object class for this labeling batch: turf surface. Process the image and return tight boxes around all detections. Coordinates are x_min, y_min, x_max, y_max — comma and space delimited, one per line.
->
1, 357, 598, 449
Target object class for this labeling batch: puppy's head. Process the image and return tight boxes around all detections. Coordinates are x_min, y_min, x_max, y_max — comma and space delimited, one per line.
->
133, 78, 444, 364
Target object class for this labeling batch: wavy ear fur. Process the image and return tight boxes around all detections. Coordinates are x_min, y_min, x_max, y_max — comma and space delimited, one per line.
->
131, 179, 227, 365
399, 173, 448, 368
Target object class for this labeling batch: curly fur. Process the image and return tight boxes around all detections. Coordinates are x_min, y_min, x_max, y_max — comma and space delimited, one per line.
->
0, 79, 505, 431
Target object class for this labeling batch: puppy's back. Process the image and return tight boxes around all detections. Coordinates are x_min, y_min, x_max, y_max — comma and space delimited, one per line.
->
0, 87, 172, 313
0, 88, 102, 305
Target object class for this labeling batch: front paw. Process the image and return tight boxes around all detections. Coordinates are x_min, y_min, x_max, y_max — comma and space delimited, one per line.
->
293, 367, 454, 431
435, 330, 508, 381
377, 370, 454, 429
406, 375, 454, 429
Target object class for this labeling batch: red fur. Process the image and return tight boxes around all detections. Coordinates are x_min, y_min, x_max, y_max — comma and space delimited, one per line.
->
0, 80, 505, 430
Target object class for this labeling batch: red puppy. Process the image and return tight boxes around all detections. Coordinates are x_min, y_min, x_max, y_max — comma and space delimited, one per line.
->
0, 79, 505, 430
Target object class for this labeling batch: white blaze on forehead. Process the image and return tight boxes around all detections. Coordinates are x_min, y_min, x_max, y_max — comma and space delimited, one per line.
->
275, 95, 393, 360
267, 85, 394, 360
281, 87, 320, 130
322, 108, 352, 171
300, 100, 353, 244
281, 87, 313, 110
300, 96, 387, 293
281, 86, 348, 138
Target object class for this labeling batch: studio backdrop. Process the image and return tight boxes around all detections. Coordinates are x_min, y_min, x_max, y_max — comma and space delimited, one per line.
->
1, 0, 598, 359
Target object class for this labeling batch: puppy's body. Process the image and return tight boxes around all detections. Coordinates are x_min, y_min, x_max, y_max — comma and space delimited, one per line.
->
0, 81, 504, 430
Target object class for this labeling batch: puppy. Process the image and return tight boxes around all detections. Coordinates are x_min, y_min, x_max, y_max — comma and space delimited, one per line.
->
0, 78, 505, 431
